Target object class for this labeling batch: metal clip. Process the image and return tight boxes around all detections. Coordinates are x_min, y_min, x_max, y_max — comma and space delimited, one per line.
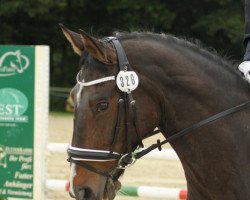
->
117, 154, 137, 169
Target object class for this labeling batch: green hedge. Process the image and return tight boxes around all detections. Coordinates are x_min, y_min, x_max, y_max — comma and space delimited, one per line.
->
0, 0, 244, 110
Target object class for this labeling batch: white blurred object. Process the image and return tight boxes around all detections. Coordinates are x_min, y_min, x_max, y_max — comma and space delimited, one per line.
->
238, 61, 250, 83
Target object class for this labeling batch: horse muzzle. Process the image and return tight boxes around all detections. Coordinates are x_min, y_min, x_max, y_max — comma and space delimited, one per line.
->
73, 186, 97, 200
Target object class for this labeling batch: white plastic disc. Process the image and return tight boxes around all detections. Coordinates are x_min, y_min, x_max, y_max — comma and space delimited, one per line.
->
116, 71, 139, 92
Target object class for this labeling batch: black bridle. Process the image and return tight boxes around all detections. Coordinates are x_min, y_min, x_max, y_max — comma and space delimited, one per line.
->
67, 37, 144, 178
67, 37, 250, 179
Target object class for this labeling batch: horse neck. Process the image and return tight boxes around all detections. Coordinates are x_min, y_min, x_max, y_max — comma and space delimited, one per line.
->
124, 37, 250, 130
124, 37, 250, 197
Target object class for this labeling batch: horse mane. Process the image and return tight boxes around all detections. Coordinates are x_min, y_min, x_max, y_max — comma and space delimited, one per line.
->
114, 31, 241, 77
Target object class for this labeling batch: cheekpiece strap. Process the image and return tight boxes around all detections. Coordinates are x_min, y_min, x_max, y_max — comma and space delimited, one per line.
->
107, 37, 130, 71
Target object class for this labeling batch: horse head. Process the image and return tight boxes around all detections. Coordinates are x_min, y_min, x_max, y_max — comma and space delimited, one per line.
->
60, 24, 161, 200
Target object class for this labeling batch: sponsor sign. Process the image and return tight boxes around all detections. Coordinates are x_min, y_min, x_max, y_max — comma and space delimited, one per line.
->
0, 46, 49, 199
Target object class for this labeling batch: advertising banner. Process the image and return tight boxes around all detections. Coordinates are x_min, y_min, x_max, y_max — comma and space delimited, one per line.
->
0, 46, 49, 199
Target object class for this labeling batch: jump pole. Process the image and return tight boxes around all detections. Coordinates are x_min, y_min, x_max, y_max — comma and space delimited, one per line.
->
46, 179, 187, 199
119, 186, 187, 199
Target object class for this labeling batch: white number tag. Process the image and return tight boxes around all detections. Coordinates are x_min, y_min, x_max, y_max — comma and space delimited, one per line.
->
116, 71, 139, 92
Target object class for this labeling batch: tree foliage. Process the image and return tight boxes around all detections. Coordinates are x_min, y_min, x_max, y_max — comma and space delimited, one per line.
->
0, 0, 245, 109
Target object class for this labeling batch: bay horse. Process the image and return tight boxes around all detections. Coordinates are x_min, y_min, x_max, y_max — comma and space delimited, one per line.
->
60, 24, 250, 200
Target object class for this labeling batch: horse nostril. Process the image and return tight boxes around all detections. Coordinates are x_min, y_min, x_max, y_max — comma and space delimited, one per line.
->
75, 187, 95, 200
77, 189, 85, 199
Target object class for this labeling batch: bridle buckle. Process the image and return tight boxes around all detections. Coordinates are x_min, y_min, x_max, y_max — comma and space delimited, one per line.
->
117, 154, 137, 169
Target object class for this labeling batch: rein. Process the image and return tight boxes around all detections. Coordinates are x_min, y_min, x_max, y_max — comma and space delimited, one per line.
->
67, 37, 250, 178
135, 100, 250, 159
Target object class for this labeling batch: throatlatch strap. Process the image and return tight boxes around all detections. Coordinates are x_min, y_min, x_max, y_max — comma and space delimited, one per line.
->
128, 93, 144, 148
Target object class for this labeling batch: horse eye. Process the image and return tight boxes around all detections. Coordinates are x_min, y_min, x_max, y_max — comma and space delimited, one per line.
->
96, 102, 109, 112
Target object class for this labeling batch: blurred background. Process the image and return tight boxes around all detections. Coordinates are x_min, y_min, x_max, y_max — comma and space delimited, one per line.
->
0, 0, 245, 111
0, 1, 246, 199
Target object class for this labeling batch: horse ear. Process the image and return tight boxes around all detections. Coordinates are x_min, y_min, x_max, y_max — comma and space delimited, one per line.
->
78, 29, 115, 64
59, 23, 84, 56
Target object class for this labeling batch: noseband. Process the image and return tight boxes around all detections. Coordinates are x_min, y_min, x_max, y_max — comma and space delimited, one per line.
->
67, 37, 250, 179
